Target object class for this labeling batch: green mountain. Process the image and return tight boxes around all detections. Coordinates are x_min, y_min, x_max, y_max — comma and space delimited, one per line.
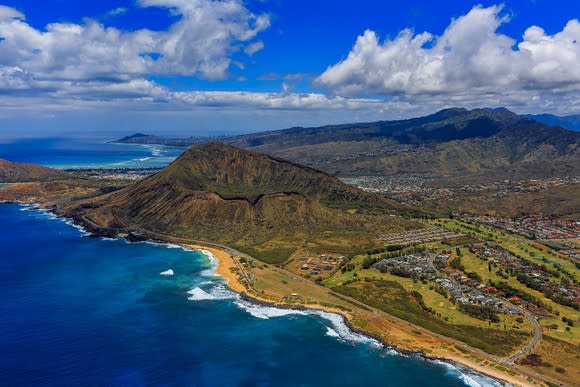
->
222, 108, 579, 184
68, 142, 414, 263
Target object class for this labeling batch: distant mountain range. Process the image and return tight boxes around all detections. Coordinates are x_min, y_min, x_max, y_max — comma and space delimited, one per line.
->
526, 114, 580, 132
114, 133, 222, 147
116, 108, 580, 185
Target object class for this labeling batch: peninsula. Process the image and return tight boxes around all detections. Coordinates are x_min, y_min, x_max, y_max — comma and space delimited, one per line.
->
1, 141, 577, 386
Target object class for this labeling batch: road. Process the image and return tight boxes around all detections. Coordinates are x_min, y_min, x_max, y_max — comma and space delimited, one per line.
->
425, 252, 544, 365
77, 218, 558, 386
505, 309, 543, 365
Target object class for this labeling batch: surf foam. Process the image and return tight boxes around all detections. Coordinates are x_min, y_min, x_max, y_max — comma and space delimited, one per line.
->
187, 287, 215, 301
308, 310, 384, 348
234, 300, 308, 320
432, 360, 504, 387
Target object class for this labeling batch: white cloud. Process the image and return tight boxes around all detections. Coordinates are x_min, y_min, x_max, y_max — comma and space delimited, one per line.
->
244, 40, 264, 56
0, 5, 24, 21
0, 2, 579, 133
0, 1, 269, 82
107, 7, 128, 17
316, 5, 580, 101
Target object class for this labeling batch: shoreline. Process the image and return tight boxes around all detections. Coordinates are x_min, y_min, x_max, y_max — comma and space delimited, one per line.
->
3, 201, 541, 386
182, 241, 534, 387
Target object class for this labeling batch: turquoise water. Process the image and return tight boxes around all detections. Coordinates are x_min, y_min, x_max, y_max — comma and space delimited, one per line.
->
0, 204, 504, 386
0, 139, 504, 386
0, 137, 181, 169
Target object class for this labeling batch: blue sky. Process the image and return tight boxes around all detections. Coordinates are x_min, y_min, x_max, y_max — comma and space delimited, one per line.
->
0, 0, 579, 138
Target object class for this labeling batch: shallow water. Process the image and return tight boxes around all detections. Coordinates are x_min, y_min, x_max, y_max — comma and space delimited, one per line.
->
0, 137, 181, 169
0, 204, 504, 386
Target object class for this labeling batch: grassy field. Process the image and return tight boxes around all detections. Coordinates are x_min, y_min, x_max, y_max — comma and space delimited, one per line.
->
249, 262, 357, 312
521, 335, 580, 386
458, 247, 580, 343
434, 218, 577, 274
233, 228, 389, 265
331, 280, 528, 356
325, 265, 527, 331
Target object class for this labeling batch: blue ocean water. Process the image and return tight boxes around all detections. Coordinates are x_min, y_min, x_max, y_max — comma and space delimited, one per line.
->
0, 137, 181, 169
0, 204, 503, 386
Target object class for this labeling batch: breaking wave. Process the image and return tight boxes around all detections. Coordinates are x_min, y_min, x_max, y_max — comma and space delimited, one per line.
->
234, 299, 308, 319
187, 284, 238, 301
308, 310, 384, 348
187, 287, 216, 301
432, 360, 505, 387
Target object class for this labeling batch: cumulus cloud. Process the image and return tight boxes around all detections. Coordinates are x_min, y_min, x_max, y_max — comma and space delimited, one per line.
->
0, 2, 579, 130
316, 5, 580, 99
0, 5, 23, 21
0, 0, 269, 82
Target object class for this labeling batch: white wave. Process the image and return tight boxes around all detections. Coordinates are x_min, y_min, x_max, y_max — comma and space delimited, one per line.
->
308, 310, 383, 348
34, 208, 59, 220
141, 240, 195, 253
325, 327, 340, 338
432, 360, 504, 387
165, 243, 185, 249
186, 283, 238, 302
101, 237, 118, 241
197, 249, 217, 264
195, 250, 218, 277
150, 147, 162, 156
160, 269, 174, 276
187, 287, 216, 301
19, 205, 92, 237
63, 219, 92, 237
200, 269, 219, 278
140, 144, 164, 157
207, 284, 239, 300
234, 299, 308, 320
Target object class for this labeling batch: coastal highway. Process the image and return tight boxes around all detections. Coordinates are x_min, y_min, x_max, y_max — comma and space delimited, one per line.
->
76, 218, 560, 386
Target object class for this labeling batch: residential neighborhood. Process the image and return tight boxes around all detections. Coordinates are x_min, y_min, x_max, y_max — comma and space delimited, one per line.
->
378, 226, 463, 245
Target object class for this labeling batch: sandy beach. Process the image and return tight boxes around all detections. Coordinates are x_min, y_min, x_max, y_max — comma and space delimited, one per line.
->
185, 244, 247, 294
183, 242, 539, 387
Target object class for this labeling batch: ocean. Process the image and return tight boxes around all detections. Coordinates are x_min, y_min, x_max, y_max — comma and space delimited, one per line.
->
0, 139, 504, 386
0, 137, 182, 169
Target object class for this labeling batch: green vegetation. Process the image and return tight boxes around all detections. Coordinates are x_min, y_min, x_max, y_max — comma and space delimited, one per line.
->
66, 142, 416, 265
333, 280, 527, 356
443, 235, 580, 343
226, 108, 580, 186
236, 246, 294, 265
458, 303, 499, 323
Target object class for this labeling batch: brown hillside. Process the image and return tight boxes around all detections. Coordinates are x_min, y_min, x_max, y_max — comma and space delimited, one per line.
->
68, 143, 415, 263
0, 159, 65, 183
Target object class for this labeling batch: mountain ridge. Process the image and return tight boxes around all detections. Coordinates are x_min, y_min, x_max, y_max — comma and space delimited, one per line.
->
221, 108, 579, 183
112, 108, 579, 185
526, 113, 580, 132
65, 142, 413, 263
0, 159, 66, 183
